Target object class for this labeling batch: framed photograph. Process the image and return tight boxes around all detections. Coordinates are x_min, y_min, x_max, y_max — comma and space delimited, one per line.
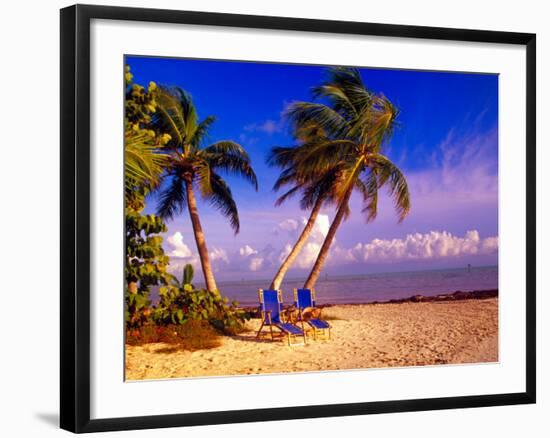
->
60, 4, 536, 433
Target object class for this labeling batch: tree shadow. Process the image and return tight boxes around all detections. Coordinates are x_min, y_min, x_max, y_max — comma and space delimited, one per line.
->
230, 333, 284, 344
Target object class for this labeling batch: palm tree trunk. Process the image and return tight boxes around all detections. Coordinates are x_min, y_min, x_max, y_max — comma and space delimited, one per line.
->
185, 180, 218, 291
269, 197, 324, 290
304, 188, 353, 289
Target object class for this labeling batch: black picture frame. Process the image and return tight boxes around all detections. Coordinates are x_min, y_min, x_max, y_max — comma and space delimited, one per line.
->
60, 4, 536, 433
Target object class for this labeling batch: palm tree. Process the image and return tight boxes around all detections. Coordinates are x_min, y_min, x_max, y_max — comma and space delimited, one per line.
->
267, 124, 341, 290
285, 67, 411, 289
152, 87, 258, 291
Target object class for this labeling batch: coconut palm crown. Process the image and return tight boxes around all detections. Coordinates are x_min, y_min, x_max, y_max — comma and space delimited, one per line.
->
284, 67, 411, 288
152, 86, 258, 291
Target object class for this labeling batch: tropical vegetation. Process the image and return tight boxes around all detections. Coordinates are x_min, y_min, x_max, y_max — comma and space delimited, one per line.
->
124, 67, 251, 339
151, 86, 258, 291
279, 67, 411, 289
123, 64, 411, 347
267, 123, 342, 290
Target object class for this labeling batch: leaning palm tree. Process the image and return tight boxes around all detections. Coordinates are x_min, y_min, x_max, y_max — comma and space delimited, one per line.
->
286, 67, 411, 289
267, 124, 342, 290
152, 87, 258, 291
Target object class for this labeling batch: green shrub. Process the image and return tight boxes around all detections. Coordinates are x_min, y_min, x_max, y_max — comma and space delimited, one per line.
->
153, 264, 249, 334
125, 208, 171, 329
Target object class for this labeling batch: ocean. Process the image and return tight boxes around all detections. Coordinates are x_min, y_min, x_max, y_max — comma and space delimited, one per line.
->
215, 265, 499, 306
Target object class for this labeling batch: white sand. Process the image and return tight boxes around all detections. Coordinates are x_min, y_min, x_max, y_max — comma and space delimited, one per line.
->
125, 298, 498, 380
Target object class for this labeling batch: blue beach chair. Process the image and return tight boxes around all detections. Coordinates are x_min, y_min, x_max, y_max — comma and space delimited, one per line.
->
256, 289, 306, 346
294, 288, 331, 340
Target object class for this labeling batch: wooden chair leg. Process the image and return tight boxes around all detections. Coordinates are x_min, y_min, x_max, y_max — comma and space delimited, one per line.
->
256, 321, 264, 338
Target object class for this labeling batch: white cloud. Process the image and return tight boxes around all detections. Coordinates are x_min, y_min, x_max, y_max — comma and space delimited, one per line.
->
166, 231, 192, 258
210, 247, 229, 264
309, 214, 330, 241
239, 244, 258, 257
278, 218, 299, 232
275, 214, 330, 269
165, 231, 200, 275
481, 236, 499, 253
293, 242, 323, 268
333, 230, 498, 264
249, 257, 264, 271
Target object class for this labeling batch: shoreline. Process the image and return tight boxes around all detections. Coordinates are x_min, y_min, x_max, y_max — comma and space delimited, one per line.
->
239, 289, 498, 315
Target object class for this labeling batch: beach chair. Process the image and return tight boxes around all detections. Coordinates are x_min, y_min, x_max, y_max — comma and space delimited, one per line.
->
256, 289, 306, 346
294, 288, 331, 340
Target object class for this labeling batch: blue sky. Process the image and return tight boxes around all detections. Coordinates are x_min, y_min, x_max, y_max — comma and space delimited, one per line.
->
127, 56, 499, 282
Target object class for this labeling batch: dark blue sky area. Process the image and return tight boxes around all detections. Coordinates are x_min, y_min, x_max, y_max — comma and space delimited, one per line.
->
126, 55, 499, 280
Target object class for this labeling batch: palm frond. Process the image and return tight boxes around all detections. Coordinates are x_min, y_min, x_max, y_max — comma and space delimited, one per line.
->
299, 165, 341, 210
204, 141, 258, 190
320, 67, 373, 116
290, 139, 356, 178
368, 95, 399, 149
359, 169, 380, 222
285, 102, 350, 138
312, 83, 357, 119
368, 153, 411, 222
153, 87, 187, 147
267, 146, 300, 168
156, 174, 187, 220
207, 172, 240, 234
275, 184, 304, 206
190, 115, 216, 148
273, 168, 300, 191
194, 158, 213, 198
124, 130, 167, 191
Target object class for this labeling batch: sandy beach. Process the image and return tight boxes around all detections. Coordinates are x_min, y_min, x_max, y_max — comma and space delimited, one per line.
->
125, 297, 498, 380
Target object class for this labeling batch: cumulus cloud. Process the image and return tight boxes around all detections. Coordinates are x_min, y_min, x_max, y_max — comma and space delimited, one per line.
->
239, 245, 258, 257
236, 244, 271, 273
165, 222, 497, 280
165, 232, 200, 275
210, 247, 229, 265
309, 214, 330, 241
166, 231, 192, 258
275, 214, 330, 269
333, 230, 498, 264
480, 236, 499, 253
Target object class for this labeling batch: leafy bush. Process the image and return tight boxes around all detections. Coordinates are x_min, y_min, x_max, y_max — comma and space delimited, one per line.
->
153, 264, 249, 334
124, 65, 173, 329
125, 208, 172, 329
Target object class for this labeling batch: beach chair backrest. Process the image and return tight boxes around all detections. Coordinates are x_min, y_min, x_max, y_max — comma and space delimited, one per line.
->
259, 289, 283, 324
295, 288, 316, 309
